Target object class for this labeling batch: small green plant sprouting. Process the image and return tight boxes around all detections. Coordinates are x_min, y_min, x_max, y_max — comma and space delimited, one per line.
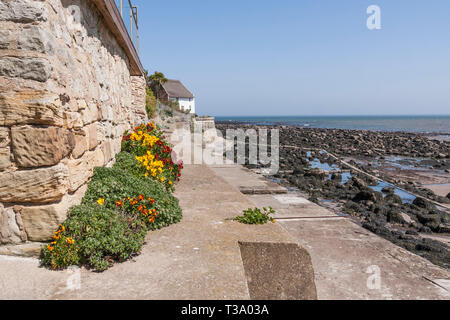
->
230, 207, 276, 225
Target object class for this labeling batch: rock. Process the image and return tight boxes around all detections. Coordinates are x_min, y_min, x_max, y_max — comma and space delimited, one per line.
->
353, 190, 377, 203
0, 242, 44, 258
0, 90, 65, 127
0, 147, 11, 170
351, 177, 367, 189
17, 185, 87, 242
0, 29, 10, 49
447, 193, 450, 200
101, 140, 113, 163
330, 173, 342, 181
413, 197, 433, 210
87, 122, 99, 150
17, 26, 54, 54
388, 211, 413, 225
67, 149, 104, 192
0, 57, 52, 82
304, 168, 327, 179
438, 224, 450, 233
0, 0, 48, 23
72, 131, 88, 159
416, 213, 442, 231
11, 126, 75, 168
385, 193, 403, 205
382, 187, 394, 194
0, 164, 69, 203
0, 127, 9, 148
0, 204, 27, 244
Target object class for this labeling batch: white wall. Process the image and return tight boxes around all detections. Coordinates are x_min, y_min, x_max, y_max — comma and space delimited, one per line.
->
171, 97, 196, 114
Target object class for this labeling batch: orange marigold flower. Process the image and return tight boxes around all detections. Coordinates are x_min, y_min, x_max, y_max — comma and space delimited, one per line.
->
138, 194, 145, 201
47, 245, 54, 252
116, 200, 124, 207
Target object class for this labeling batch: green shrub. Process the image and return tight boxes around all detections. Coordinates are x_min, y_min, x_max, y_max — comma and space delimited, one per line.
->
82, 164, 182, 230
41, 205, 147, 271
231, 207, 276, 225
41, 127, 183, 271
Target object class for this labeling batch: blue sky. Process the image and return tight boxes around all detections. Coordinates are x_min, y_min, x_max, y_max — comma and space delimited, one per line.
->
128, 0, 450, 116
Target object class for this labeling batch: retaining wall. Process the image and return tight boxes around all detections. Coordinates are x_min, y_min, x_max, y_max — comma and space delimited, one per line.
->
0, 0, 147, 249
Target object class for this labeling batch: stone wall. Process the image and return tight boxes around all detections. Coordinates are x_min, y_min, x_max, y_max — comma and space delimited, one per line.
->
0, 0, 147, 249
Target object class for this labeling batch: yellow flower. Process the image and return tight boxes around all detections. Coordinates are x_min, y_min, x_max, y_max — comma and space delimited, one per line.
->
160, 177, 165, 182
97, 198, 105, 206
169, 181, 173, 185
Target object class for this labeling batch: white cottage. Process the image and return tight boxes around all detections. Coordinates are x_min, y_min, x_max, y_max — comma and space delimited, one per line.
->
160, 79, 196, 114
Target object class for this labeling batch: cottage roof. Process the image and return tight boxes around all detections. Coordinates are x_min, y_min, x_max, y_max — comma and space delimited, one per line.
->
162, 80, 194, 99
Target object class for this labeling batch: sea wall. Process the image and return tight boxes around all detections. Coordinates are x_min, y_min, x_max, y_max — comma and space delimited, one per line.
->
0, 0, 147, 248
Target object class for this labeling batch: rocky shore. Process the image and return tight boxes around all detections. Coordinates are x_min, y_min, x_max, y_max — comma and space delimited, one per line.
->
216, 123, 450, 269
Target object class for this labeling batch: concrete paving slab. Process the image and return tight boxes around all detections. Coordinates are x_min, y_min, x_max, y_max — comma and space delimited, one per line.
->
209, 165, 287, 195
278, 219, 450, 300
243, 193, 337, 219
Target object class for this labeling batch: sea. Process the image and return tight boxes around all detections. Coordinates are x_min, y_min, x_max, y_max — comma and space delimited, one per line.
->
215, 115, 450, 134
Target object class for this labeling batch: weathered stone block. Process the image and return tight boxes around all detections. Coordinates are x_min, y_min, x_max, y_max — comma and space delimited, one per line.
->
101, 140, 113, 163
11, 125, 74, 168
80, 101, 99, 125
67, 149, 103, 192
0, 57, 52, 82
0, 29, 11, 49
0, 91, 65, 126
17, 26, 55, 54
72, 131, 88, 159
0, 0, 48, 23
100, 105, 114, 122
0, 164, 69, 203
17, 185, 87, 242
0, 147, 11, 170
0, 127, 10, 148
0, 204, 27, 245
87, 122, 99, 150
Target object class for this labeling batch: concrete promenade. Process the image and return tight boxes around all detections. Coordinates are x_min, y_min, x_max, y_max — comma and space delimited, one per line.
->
0, 163, 449, 299
0, 164, 313, 300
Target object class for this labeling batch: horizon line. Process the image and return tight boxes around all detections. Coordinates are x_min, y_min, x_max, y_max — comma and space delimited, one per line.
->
212, 114, 450, 118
